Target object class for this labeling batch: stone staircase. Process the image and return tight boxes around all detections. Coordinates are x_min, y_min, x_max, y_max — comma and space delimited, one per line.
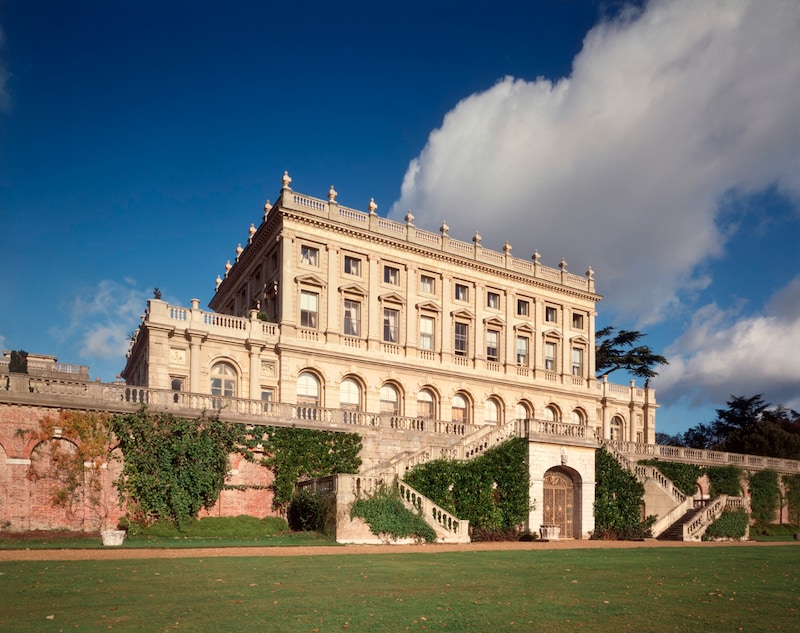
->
656, 506, 704, 541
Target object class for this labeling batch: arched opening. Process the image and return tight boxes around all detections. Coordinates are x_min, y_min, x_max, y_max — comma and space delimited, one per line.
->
340, 377, 362, 423
210, 362, 237, 408
380, 383, 400, 416
515, 401, 532, 421
484, 398, 501, 425
543, 405, 560, 423
297, 371, 321, 419
610, 416, 624, 441
571, 409, 586, 425
452, 393, 470, 425
417, 388, 436, 420
542, 467, 578, 538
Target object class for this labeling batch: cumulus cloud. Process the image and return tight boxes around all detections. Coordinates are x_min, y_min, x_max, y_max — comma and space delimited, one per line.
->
655, 276, 800, 410
390, 0, 800, 324
54, 279, 149, 361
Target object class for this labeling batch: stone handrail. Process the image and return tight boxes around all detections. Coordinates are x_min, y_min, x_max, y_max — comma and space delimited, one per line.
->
397, 480, 470, 542
650, 496, 695, 539
278, 188, 596, 294
608, 440, 800, 475
634, 465, 687, 505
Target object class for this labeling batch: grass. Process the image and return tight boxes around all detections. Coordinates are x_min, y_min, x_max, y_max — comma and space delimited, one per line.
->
1, 546, 798, 632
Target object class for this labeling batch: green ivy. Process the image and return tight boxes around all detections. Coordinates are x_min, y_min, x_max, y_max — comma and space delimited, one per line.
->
638, 459, 703, 496
350, 484, 436, 543
702, 508, 749, 540
706, 466, 743, 497
249, 426, 362, 510
404, 438, 529, 534
110, 407, 247, 529
784, 474, 800, 525
748, 469, 780, 525
594, 447, 654, 539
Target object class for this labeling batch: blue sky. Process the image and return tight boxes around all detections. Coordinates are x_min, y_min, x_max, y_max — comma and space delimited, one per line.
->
1, 0, 798, 435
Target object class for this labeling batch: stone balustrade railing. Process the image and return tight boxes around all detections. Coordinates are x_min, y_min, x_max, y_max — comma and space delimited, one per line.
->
608, 439, 800, 475
279, 188, 596, 294
634, 465, 687, 506
683, 495, 748, 541
397, 480, 470, 542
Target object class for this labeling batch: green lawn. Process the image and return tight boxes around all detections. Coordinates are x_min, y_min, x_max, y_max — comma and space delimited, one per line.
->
1, 546, 797, 632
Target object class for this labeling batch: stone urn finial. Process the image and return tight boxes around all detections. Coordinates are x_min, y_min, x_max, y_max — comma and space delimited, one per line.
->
405, 210, 415, 225
440, 220, 449, 235
236, 244, 244, 260
264, 199, 272, 219
368, 198, 378, 214
225, 260, 232, 274
532, 250, 541, 263
281, 171, 292, 189
473, 231, 482, 245
560, 257, 568, 271
503, 241, 512, 254
249, 224, 257, 240
328, 185, 337, 202
586, 266, 594, 280
216, 275, 223, 289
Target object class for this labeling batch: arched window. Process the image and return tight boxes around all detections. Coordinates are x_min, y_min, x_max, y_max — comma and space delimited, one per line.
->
516, 401, 532, 421
297, 372, 320, 407
543, 405, 559, 423
452, 393, 469, 424
380, 384, 400, 415
210, 362, 237, 407
610, 416, 623, 441
417, 389, 436, 419
340, 378, 361, 411
484, 398, 500, 425
571, 409, 585, 425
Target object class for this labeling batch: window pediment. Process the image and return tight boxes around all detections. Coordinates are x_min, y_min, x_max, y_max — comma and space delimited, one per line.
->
450, 308, 475, 320
514, 323, 535, 335
379, 291, 406, 305
416, 300, 441, 313
542, 328, 562, 339
483, 316, 505, 327
339, 282, 368, 296
569, 334, 589, 344
295, 273, 327, 288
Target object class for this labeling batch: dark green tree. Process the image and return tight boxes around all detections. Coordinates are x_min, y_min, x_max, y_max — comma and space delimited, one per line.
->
9, 350, 28, 373
595, 326, 668, 380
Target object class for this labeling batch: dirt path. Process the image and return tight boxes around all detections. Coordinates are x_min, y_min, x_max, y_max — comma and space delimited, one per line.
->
1, 539, 793, 562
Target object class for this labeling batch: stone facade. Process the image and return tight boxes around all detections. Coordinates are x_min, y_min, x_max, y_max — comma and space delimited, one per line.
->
118, 173, 659, 539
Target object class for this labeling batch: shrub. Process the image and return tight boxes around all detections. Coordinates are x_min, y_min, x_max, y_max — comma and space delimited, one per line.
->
350, 485, 436, 543
784, 474, 800, 524
638, 459, 702, 496
749, 469, 780, 525
594, 447, 654, 540
706, 465, 743, 497
702, 508, 749, 540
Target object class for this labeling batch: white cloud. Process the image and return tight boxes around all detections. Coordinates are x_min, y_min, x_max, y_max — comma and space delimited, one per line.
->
55, 279, 149, 361
390, 0, 800, 324
656, 276, 800, 411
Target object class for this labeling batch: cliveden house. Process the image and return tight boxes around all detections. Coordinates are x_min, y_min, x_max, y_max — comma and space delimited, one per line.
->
2, 173, 796, 541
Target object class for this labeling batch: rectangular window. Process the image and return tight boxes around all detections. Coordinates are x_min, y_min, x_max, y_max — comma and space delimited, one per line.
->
455, 283, 469, 302
545, 306, 558, 323
343, 299, 361, 336
420, 274, 435, 294
261, 388, 274, 413
572, 312, 584, 329
517, 299, 530, 316
516, 336, 529, 366
419, 316, 434, 350
300, 290, 318, 328
545, 341, 556, 371
384, 265, 399, 285
300, 245, 319, 267
383, 307, 399, 343
486, 330, 499, 361
454, 322, 469, 356
487, 292, 500, 309
572, 348, 584, 376
344, 256, 361, 276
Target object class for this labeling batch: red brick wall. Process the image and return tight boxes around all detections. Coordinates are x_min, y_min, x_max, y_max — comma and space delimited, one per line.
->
0, 403, 279, 532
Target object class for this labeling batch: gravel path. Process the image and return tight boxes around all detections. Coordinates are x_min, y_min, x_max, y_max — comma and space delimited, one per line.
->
1, 539, 792, 562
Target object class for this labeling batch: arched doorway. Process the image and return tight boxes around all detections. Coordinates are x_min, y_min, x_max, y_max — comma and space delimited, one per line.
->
542, 467, 576, 538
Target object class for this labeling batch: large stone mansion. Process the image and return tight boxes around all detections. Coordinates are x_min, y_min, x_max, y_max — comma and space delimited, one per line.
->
119, 172, 657, 539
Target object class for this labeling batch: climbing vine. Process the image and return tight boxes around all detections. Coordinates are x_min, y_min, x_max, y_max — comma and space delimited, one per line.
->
748, 469, 780, 525
705, 465, 743, 497
638, 459, 703, 496
784, 474, 800, 525
404, 437, 529, 534
350, 484, 436, 543
110, 407, 247, 528
248, 426, 362, 510
594, 447, 654, 539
